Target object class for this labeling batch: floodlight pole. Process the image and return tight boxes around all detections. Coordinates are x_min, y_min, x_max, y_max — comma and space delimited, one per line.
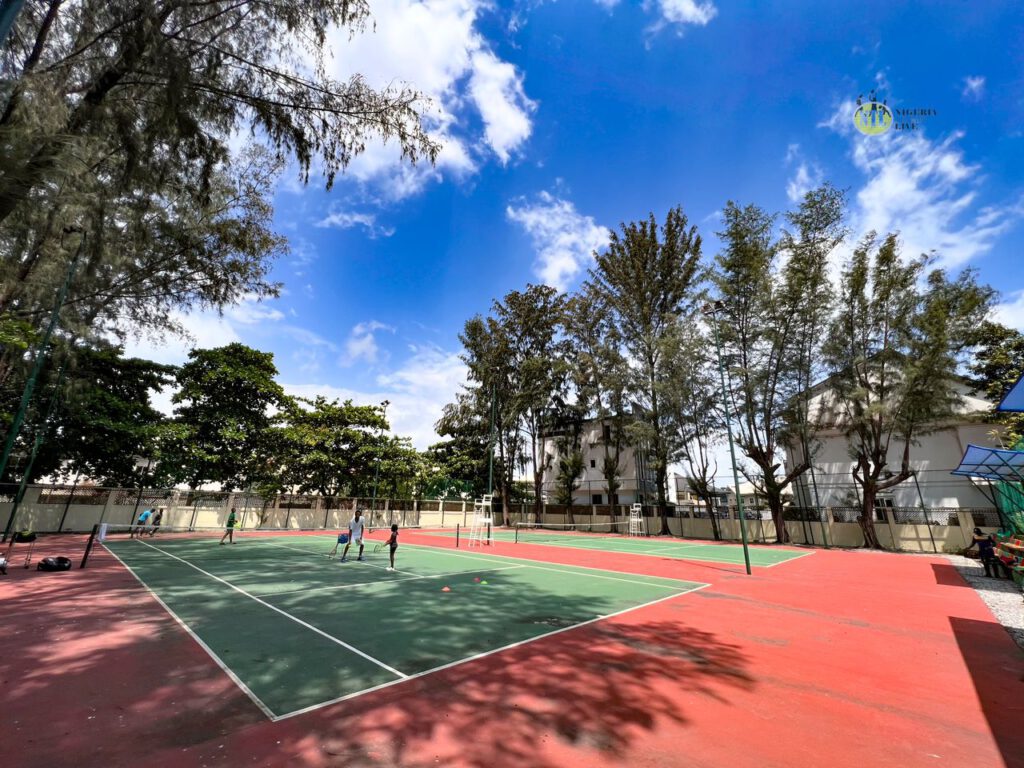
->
704, 301, 752, 575
487, 383, 496, 495
370, 400, 390, 515
0, 237, 83, 491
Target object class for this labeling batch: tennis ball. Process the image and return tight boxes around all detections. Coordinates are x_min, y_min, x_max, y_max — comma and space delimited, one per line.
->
480, 580, 488, 585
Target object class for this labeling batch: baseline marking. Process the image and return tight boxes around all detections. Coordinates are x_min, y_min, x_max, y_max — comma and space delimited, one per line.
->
102, 544, 279, 720
274, 582, 710, 721
130, 538, 407, 678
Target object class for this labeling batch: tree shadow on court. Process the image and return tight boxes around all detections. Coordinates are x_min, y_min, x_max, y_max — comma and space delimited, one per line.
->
948, 616, 1024, 768
267, 585, 756, 768
0, 553, 263, 768
1, 545, 756, 768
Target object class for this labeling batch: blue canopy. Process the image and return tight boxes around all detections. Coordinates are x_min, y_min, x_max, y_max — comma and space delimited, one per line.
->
997, 373, 1024, 412
951, 443, 1024, 482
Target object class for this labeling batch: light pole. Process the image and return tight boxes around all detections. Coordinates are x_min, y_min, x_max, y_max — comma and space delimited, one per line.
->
370, 400, 390, 516
703, 301, 752, 575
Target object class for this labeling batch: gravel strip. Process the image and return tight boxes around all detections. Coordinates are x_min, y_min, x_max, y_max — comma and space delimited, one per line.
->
946, 554, 1024, 651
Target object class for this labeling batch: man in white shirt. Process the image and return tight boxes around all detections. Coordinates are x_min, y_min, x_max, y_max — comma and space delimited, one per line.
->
339, 508, 367, 563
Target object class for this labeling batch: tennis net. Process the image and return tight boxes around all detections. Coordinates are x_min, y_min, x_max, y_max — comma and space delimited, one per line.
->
514, 520, 631, 544
81, 523, 423, 566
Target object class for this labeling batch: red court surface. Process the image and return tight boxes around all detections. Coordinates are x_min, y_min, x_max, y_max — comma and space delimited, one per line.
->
1, 531, 1022, 768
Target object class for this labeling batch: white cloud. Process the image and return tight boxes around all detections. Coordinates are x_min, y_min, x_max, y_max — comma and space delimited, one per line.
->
506, 191, 610, 291
820, 103, 1023, 270
342, 321, 397, 367
654, 0, 717, 25
468, 49, 536, 164
323, 0, 534, 199
226, 299, 286, 325
784, 144, 823, 204
316, 208, 396, 238
961, 75, 985, 101
994, 290, 1024, 332
285, 344, 469, 449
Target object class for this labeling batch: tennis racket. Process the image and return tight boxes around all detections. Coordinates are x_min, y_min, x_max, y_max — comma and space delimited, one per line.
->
373, 541, 385, 554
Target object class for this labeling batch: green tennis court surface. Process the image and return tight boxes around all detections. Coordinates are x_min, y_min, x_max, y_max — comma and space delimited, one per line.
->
443, 528, 811, 566
104, 534, 706, 719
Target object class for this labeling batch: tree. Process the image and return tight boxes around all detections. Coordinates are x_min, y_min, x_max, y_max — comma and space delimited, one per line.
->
445, 310, 523, 525
660, 321, 724, 539
164, 343, 286, 490
451, 286, 568, 525
564, 290, 631, 518
589, 207, 704, 534
712, 186, 845, 542
823, 233, 994, 548
279, 396, 387, 502
492, 286, 571, 520
0, 1, 438, 222
553, 434, 585, 511
423, 436, 490, 500
40, 345, 173, 485
967, 321, 1024, 447
0, 1, 439, 408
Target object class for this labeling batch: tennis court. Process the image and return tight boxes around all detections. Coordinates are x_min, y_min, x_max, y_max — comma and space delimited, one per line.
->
102, 528, 707, 719
432, 523, 811, 567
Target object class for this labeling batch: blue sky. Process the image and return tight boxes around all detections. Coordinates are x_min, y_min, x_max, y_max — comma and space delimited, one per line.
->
130, 0, 1024, 449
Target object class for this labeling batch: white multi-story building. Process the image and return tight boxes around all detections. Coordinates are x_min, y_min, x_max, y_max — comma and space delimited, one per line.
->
541, 417, 657, 506
784, 377, 998, 511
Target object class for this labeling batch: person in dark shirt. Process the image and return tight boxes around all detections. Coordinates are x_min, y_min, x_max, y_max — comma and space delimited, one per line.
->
964, 528, 1010, 578
385, 523, 399, 572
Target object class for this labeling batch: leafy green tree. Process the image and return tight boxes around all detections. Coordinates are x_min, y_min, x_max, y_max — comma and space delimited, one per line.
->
279, 396, 387, 506
46, 346, 173, 485
660, 321, 724, 539
423, 436, 490, 500
0, 1, 438, 223
565, 290, 632, 517
0, 1, 439, 411
449, 286, 568, 525
712, 186, 845, 542
589, 207, 704, 534
967, 321, 1024, 447
164, 343, 286, 490
823, 233, 994, 547
553, 434, 585, 509
492, 285, 571, 520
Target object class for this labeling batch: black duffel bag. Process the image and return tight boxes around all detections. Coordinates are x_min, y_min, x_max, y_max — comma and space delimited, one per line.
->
37, 556, 72, 572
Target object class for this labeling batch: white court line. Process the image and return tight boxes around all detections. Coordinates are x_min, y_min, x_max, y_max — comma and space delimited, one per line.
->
273, 582, 711, 721
501, 534, 813, 568
131, 538, 407, 679
269, 565, 525, 597
101, 543, 279, 720
396, 542, 702, 590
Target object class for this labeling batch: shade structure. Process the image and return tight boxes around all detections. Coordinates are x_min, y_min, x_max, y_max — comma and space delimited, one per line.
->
951, 444, 1024, 482
997, 373, 1024, 412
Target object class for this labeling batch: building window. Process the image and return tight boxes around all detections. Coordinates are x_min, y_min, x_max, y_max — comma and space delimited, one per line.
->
590, 459, 596, 468
592, 494, 602, 505
602, 424, 612, 442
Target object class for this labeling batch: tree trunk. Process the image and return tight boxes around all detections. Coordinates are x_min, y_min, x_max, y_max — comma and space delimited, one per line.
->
707, 499, 721, 541
858, 483, 882, 549
767, 492, 790, 544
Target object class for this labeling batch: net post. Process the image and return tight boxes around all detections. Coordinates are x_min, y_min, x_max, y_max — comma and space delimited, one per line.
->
487, 521, 491, 546
515, 524, 519, 544
455, 523, 460, 548
80, 523, 99, 569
